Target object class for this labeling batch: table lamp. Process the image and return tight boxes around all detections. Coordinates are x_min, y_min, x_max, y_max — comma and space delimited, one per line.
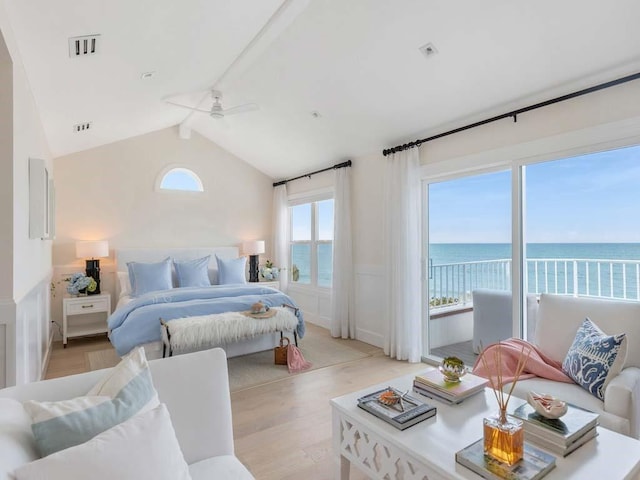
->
242, 240, 265, 282
76, 240, 109, 294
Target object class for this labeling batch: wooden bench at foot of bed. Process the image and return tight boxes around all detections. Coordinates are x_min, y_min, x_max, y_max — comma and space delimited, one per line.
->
161, 305, 299, 357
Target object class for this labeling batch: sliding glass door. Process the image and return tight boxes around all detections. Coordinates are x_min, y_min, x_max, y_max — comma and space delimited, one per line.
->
525, 144, 640, 304
425, 170, 512, 365
423, 142, 640, 365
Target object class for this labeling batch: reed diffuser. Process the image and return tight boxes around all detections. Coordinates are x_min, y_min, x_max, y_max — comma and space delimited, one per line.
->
480, 342, 531, 466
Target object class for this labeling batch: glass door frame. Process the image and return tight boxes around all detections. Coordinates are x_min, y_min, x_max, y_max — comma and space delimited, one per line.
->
420, 164, 526, 363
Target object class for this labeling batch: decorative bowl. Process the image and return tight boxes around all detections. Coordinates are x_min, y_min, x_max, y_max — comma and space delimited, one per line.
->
527, 391, 568, 419
439, 356, 467, 382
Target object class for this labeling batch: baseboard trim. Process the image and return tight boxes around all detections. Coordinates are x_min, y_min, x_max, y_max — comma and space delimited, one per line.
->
356, 328, 383, 348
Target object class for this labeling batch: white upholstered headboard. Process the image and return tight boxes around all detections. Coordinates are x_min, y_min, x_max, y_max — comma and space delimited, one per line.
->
114, 247, 239, 271
114, 247, 240, 299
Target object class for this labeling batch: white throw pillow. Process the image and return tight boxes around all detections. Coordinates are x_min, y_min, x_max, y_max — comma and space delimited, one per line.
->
12, 404, 192, 480
0, 399, 38, 480
24, 347, 158, 457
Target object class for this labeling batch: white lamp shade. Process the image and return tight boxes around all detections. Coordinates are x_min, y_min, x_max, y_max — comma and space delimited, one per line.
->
76, 240, 109, 259
242, 240, 265, 256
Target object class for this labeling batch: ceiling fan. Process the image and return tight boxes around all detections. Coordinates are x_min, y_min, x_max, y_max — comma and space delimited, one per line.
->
166, 90, 259, 119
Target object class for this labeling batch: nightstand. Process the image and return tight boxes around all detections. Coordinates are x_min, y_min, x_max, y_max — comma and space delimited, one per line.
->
62, 293, 111, 347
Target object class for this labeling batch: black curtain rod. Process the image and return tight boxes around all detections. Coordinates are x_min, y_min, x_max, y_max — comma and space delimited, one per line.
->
382, 71, 640, 156
273, 160, 352, 187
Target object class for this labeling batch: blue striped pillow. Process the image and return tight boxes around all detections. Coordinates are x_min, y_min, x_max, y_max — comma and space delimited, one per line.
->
24, 347, 158, 457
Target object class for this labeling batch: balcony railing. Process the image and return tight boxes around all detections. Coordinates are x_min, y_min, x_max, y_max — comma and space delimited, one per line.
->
429, 258, 640, 309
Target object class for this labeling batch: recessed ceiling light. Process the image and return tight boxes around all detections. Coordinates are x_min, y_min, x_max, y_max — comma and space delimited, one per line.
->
140, 71, 156, 79
419, 42, 438, 59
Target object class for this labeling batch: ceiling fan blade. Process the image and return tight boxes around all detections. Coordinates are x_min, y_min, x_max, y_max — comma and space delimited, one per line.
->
165, 101, 211, 114
222, 103, 259, 116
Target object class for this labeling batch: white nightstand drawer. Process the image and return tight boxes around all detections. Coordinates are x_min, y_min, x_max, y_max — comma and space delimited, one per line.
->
66, 297, 109, 315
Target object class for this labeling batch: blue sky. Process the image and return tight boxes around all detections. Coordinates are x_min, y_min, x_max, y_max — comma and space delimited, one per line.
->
291, 199, 334, 240
429, 144, 640, 243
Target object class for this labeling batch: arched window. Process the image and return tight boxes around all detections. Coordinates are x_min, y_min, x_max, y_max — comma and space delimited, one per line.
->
158, 167, 204, 192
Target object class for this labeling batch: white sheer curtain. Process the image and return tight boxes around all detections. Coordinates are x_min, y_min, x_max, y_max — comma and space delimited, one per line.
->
272, 184, 289, 293
331, 166, 354, 338
384, 148, 422, 362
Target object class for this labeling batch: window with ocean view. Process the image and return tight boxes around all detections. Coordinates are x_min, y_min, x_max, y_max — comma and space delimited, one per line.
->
290, 198, 334, 288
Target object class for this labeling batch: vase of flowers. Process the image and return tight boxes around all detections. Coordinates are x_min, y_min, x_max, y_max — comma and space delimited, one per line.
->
479, 342, 531, 466
259, 260, 279, 281
66, 273, 97, 296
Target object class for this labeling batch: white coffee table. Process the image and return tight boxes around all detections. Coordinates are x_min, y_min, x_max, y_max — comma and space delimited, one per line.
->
331, 373, 640, 480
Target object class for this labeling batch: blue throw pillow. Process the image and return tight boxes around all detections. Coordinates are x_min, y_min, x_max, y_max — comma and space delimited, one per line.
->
174, 256, 211, 288
127, 258, 172, 297
215, 255, 246, 285
562, 318, 627, 400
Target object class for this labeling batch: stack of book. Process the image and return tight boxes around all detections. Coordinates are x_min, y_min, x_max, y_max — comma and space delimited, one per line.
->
510, 401, 599, 456
412, 369, 488, 404
357, 387, 437, 430
456, 438, 556, 480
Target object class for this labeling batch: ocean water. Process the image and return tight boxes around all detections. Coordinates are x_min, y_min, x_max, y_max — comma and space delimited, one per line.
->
429, 243, 640, 265
429, 243, 640, 299
290, 244, 333, 287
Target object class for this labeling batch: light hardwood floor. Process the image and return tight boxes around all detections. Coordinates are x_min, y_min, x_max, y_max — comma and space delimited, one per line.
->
45, 327, 428, 479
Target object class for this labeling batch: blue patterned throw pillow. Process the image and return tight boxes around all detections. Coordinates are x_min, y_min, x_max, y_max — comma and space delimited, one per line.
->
562, 318, 627, 400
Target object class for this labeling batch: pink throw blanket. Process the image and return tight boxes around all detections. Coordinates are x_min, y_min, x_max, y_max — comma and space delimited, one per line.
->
472, 338, 573, 384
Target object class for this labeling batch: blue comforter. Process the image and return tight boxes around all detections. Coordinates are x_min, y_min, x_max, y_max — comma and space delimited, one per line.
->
108, 285, 305, 356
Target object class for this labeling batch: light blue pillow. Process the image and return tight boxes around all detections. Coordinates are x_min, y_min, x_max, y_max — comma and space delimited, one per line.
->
127, 258, 172, 297
562, 318, 627, 400
174, 256, 211, 288
24, 348, 159, 457
215, 255, 246, 285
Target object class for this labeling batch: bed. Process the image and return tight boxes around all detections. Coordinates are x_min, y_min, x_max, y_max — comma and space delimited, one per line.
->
108, 247, 304, 360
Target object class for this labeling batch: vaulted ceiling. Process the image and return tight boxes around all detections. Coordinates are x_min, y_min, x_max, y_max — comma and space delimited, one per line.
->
5, 0, 640, 179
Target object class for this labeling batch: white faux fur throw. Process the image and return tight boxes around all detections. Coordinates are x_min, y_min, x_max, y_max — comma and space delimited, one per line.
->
163, 307, 298, 354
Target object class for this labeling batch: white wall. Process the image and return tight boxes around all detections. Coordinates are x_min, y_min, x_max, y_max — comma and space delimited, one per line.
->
0, 4, 54, 387
342, 79, 640, 349
52, 127, 274, 324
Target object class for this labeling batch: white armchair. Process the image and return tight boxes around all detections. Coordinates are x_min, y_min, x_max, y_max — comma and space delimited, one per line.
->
472, 289, 538, 353
0, 348, 254, 479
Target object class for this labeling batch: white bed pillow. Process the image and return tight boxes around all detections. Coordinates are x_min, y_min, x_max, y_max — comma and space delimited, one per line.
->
116, 271, 131, 298
12, 404, 192, 480
24, 347, 158, 457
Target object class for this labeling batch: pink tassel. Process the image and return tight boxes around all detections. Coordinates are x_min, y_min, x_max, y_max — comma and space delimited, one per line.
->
287, 344, 312, 373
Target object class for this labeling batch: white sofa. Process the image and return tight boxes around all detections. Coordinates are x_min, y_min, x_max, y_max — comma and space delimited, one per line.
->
0, 348, 255, 480
509, 293, 640, 439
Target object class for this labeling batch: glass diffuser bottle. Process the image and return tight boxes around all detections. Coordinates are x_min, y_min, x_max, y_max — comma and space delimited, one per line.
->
478, 342, 530, 466
483, 407, 524, 465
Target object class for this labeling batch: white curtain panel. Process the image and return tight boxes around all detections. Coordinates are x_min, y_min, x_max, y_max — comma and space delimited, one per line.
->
272, 184, 289, 293
384, 148, 422, 362
331, 166, 354, 338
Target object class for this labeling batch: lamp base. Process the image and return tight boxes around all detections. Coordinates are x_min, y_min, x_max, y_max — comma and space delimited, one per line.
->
248, 255, 259, 282
85, 259, 101, 295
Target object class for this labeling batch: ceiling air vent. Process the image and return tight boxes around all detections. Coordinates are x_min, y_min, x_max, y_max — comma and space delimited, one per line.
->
73, 122, 92, 133
68, 35, 100, 58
